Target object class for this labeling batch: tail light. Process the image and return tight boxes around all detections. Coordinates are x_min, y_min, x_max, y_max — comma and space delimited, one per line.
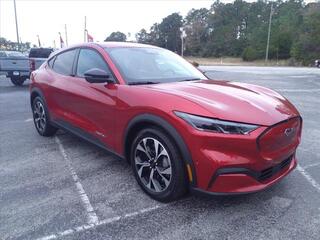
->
29, 59, 36, 72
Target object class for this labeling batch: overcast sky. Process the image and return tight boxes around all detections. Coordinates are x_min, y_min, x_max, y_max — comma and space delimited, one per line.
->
0, 0, 214, 47
0, 0, 317, 47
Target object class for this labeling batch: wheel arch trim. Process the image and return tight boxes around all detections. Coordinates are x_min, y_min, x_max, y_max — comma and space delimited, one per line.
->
30, 87, 45, 106
30, 87, 52, 120
124, 113, 197, 187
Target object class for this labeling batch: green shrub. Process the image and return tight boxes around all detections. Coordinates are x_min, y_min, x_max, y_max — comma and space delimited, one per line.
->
242, 47, 259, 61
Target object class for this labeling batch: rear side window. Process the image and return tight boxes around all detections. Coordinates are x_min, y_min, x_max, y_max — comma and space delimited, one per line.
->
76, 49, 112, 78
52, 49, 77, 76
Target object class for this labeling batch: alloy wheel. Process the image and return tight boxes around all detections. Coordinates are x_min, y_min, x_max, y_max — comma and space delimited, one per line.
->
33, 101, 46, 132
134, 137, 172, 193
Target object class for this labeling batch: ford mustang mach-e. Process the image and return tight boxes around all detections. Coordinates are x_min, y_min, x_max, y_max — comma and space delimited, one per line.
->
30, 42, 302, 202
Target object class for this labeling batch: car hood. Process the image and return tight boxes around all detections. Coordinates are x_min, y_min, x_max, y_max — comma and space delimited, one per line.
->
143, 80, 300, 126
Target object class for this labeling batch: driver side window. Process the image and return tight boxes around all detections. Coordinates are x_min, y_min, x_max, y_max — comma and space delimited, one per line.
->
76, 48, 113, 79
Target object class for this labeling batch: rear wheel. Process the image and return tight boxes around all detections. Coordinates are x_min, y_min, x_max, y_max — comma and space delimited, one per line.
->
10, 76, 26, 86
130, 127, 187, 202
32, 96, 58, 136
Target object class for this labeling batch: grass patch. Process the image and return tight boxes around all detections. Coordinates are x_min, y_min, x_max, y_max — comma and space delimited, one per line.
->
185, 56, 294, 67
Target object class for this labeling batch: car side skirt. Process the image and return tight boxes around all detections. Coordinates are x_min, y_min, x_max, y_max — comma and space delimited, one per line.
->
52, 119, 124, 160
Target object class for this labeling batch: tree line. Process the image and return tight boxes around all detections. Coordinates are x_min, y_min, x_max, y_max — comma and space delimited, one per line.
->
0, 37, 31, 53
106, 0, 320, 65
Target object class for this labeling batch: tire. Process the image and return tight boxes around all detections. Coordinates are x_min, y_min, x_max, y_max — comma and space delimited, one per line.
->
10, 76, 26, 86
130, 127, 188, 202
32, 96, 58, 137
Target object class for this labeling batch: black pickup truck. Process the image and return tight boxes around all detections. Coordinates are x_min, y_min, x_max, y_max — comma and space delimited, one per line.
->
29, 48, 54, 72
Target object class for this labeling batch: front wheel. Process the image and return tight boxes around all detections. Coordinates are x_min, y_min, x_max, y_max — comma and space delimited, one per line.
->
10, 76, 26, 86
130, 127, 187, 202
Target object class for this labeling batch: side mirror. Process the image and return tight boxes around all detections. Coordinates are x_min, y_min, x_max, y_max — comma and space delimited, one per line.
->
84, 68, 114, 84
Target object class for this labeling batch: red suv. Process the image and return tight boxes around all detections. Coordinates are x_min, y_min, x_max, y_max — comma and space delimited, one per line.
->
30, 42, 302, 202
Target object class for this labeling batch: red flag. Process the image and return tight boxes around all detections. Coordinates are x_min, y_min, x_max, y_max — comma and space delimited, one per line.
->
87, 32, 94, 42
59, 35, 65, 48
37, 35, 41, 47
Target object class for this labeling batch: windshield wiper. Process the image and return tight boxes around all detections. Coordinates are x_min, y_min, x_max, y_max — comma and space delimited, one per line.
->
179, 78, 201, 82
128, 81, 160, 85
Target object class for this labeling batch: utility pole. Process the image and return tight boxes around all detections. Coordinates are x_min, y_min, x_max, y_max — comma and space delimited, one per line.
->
0, 0, 2, 41
84, 16, 87, 42
181, 35, 184, 57
13, 0, 20, 44
265, 3, 273, 62
65, 24, 68, 46
180, 28, 186, 57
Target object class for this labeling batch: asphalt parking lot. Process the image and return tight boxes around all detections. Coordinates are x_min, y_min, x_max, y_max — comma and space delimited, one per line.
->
1, 66, 320, 240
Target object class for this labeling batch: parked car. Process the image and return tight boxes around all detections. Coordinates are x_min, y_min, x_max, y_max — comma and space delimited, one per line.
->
30, 42, 302, 202
315, 59, 320, 68
29, 48, 54, 72
0, 50, 30, 85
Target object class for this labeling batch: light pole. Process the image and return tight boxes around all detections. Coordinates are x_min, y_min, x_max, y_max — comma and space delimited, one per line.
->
0, 0, 2, 41
181, 34, 184, 57
265, 3, 274, 62
65, 24, 68, 46
13, 0, 20, 44
84, 16, 87, 42
180, 27, 186, 57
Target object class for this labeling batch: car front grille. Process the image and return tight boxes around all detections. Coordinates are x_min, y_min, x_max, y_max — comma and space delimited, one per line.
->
258, 155, 293, 182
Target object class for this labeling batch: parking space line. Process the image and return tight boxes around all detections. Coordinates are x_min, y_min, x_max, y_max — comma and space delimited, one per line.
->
55, 136, 99, 225
289, 75, 311, 78
35, 205, 161, 240
275, 89, 320, 93
24, 118, 33, 122
297, 164, 320, 192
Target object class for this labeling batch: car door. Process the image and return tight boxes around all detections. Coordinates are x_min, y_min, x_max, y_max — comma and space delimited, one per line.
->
67, 48, 118, 149
46, 48, 78, 122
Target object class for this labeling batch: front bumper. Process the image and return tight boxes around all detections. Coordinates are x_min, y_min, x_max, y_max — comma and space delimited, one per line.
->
173, 116, 301, 195
191, 155, 297, 196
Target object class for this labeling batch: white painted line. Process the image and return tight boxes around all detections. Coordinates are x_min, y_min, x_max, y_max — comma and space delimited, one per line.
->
55, 136, 99, 225
35, 205, 161, 240
297, 164, 320, 192
38, 235, 56, 240
24, 118, 33, 122
289, 75, 311, 78
304, 162, 320, 169
276, 88, 320, 93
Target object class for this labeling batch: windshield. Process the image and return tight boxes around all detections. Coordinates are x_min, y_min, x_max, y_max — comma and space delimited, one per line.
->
7, 51, 24, 57
105, 47, 206, 84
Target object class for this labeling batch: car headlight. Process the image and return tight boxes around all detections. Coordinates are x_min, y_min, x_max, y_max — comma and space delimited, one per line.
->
174, 111, 259, 135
